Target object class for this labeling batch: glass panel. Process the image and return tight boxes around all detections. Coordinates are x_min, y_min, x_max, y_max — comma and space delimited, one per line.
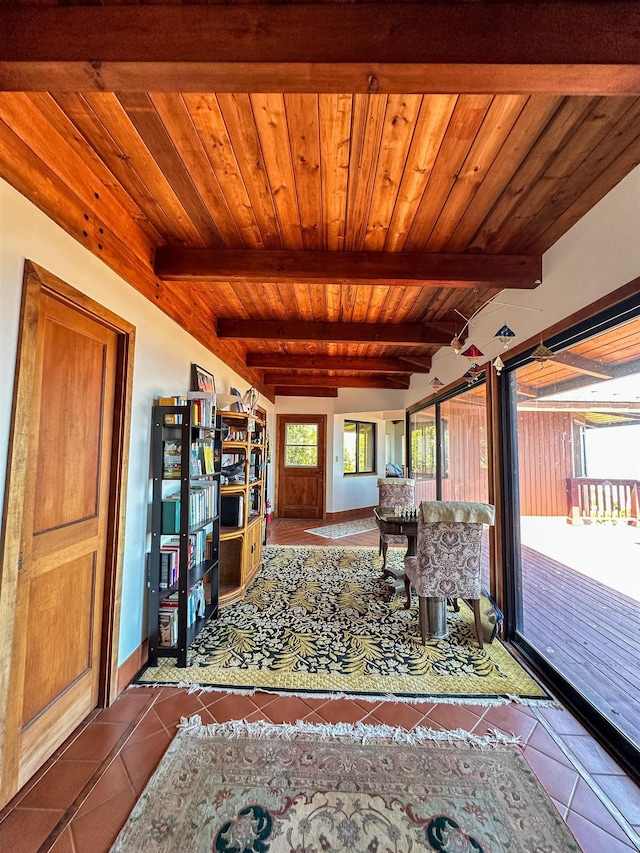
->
285, 423, 318, 467
513, 313, 640, 750
409, 407, 437, 503
440, 384, 488, 503
358, 421, 374, 473
343, 421, 356, 473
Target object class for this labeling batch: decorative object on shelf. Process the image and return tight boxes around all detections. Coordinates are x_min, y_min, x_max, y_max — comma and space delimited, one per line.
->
495, 324, 516, 347
461, 343, 484, 361
531, 342, 555, 367
191, 363, 216, 395
430, 376, 444, 390
492, 355, 505, 375
221, 459, 246, 484
236, 386, 256, 414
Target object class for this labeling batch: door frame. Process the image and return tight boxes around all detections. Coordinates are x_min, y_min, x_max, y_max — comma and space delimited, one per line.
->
275, 414, 327, 519
0, 261, 135, 799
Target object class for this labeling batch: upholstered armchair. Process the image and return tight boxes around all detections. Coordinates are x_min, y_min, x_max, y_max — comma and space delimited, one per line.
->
403, 501, 495, 647
376, 477, 415, 573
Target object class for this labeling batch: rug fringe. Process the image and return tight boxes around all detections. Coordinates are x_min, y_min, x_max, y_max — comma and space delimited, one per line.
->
131, 679, 553, 707
177, 714, 522, 748
184, 683, 553, 707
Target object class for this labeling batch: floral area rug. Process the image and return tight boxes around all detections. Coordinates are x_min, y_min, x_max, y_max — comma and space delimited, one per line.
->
110, 718, 579, 853
138, 545, 548, 703
304, 517, 378, 538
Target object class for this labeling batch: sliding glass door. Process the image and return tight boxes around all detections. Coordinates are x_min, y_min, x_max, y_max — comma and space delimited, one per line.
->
507, 298, 640, 766
408, 382, 490, 587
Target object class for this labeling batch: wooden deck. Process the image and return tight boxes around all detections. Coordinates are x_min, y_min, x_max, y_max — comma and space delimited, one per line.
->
520, 542, 640, 748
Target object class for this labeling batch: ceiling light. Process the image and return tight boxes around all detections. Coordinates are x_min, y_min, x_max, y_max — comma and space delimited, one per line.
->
493, 355, 505, 375
450, 335, 463, 355
430, 377, 444, 389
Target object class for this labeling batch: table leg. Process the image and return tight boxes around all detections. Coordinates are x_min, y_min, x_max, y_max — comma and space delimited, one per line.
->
385, 532, 416, 600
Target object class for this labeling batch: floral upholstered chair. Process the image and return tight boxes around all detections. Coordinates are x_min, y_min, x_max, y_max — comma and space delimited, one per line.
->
376, 477, 415, 574
403, 501, 495, 646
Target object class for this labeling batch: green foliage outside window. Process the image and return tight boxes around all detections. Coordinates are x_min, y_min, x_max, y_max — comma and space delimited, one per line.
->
344, 420, 375, 474
285, 423, 318, 467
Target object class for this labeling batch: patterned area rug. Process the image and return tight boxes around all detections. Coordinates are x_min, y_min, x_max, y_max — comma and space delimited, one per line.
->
139, 545, 548, 703
110, 718, 579, 853
304, 516, 378, 538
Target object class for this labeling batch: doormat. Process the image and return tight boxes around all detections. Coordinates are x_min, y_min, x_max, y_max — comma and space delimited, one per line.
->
137, 545, 549, 704
110, 717, 579, 853
304, 516, 378, 538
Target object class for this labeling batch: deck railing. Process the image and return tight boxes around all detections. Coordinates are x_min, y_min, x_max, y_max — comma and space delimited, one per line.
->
566, 477, 640, 525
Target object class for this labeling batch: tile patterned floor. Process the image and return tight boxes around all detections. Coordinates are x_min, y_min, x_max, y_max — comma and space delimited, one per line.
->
1, 516, 639, 852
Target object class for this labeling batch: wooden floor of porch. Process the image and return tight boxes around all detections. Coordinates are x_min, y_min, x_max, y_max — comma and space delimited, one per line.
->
521, 543, 640, 749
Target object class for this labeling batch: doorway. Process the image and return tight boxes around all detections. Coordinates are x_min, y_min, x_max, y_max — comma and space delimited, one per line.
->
0, 262, 134, 807
276, 415, 326, 518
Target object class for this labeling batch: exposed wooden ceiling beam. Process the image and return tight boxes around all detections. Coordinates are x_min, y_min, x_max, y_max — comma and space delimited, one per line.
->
398, 356, 433, 370
273, 387, 338, 398
2, 4, 640, 95
218, 320, 455, 346
247, 354, 431, 373
552, 351, 614, 379
155, 249, 542, 289
263, 373, 411, 389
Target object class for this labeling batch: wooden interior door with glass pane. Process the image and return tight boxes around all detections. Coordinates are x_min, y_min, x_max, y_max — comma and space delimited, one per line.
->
276, 415, 326, 518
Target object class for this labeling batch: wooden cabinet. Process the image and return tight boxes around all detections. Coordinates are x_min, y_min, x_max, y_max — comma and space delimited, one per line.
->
218, 410, 266, 607
147, 402, 221, 667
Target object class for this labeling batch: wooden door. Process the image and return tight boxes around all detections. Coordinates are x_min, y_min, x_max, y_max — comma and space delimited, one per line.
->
276, 415, 326, 518
1, 278, 120, 799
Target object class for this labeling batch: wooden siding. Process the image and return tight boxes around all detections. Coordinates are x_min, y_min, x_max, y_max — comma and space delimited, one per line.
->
517, 410, 576, 517
441, 396, 489, 504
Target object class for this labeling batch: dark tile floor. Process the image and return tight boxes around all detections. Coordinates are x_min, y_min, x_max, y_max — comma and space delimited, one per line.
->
1, 516, 639, 852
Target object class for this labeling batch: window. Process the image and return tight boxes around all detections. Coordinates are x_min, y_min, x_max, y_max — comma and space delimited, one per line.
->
284, 423, 318, 467
344, 420, 376, 474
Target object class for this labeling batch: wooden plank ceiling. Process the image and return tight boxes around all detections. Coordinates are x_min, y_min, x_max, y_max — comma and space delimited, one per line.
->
1, 3, 640, 400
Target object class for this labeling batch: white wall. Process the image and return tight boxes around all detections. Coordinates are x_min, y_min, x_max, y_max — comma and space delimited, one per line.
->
0, 178, 275, 666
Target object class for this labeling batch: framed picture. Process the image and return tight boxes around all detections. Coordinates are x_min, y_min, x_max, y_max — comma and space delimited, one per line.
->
191, 364, 216, 395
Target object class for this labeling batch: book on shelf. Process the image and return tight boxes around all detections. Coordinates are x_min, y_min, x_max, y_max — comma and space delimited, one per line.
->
162, 496, 181, 534
190, 446, 203, 477
163, 440, 182, 479
187, 391, 216, 427
203, 444, 215, 474
159, 537, 180, 588
158, 395, 188, 425
158, 608, 178, 647
221, 494, 244, 527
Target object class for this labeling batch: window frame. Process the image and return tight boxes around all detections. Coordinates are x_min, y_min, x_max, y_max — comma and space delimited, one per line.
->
343, 419, 377, 475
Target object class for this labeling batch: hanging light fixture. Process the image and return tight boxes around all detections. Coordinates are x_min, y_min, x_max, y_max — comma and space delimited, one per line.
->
531, 342, 555, 367
468, 362, 484, 380
461, 343, 484, 361
450, 335, 463, 355
430, 376, 444, 389
492, 355, 505, 375
495, 324, 516, 348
